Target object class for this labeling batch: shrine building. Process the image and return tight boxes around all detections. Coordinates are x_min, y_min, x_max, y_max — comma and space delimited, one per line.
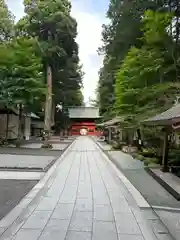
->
68, 107, 101, 136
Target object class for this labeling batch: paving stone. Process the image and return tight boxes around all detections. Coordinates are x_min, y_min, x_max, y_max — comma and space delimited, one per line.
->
115, 213, 141, 235
111, 200, 132, 214
155, 234, 174, 240
12, 229, 42, 240
0, 206, 23, 228
93, 205, 114, 221
108, 189, 126, 200
93, 198, 110, 205
39, 230, 67, 240
77, 187, 92, 198
74, 199, 92, 212
142, 209, 159, 221
154, 210, 180, 240
0, 227, 6, 235
118, 235, 144, 240
93, 193, 110, 205
93, 232, 118, 240
36, 197, 58, 211
1, 217, 26, 238
93, 221, 118, 240
22, 211, 51, 229
1, 137, 162, 240
59, 189, 77, 204
66, 231, 91, 240
149, 219, 169, 234
69, 212, 92, 232
51, 204, 74, 219
45, 218, 69, 231
78, 182, 91, 189
131, 208, 158, 240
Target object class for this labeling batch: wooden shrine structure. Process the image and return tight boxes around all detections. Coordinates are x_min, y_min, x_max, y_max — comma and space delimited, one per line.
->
68, 107, 101, 136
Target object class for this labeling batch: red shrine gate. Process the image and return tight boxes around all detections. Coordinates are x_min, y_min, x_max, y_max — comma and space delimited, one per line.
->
68, 107, 102, 136
70, 122, 101, 136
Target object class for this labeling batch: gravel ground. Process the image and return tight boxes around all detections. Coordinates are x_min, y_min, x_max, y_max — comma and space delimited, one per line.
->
107, 150, 180, 208
0, 179, 37, 221
22, 143, 68, 150
0, 154, 55, 170
0, 147, 62, 156
0, 143, 69, 171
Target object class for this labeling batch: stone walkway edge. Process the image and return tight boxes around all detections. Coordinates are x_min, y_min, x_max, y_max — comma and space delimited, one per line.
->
0, 140, 75, 231
96, 143, 150, 209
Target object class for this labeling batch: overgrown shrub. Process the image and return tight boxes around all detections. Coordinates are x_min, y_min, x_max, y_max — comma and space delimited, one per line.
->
141, 148, 156, 157
112, 140, 125, 150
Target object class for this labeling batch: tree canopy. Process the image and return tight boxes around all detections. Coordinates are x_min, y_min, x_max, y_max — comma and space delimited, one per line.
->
0, 1, 45, 111
97, 0, 180, 124
23, 0, 83, 108
0, 0, 14, 41
0, 37, 44, 108
0, 0, 83, 121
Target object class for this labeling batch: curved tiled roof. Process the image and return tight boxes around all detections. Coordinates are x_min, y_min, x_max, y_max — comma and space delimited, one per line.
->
143, 104, 180, 125
68, 107, 100, 119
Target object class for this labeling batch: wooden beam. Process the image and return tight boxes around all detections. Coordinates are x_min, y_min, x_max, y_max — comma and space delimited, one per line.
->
161, 127, 170, 172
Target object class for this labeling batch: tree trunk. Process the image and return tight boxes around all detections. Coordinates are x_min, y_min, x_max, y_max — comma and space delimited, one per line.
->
15, 103, 23, 147
51, 100, 55, 127
43, 65, 52, 147
18, 103, 23, 139
5, 109, 9, 141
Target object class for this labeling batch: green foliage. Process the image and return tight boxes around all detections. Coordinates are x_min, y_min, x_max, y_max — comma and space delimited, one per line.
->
0, 0, 83, 128
132, 152, 159, 166
141, 148, 157, 158
97, 0, 165, 118
23, 0, 83, 109
169, 149, 180, 166
0, 0, 14, 41
98, 0, 180, 121
142, 10, 173, 45
114, 10, 179, 124
0, 37, 45, 107
0, 0, 46, 112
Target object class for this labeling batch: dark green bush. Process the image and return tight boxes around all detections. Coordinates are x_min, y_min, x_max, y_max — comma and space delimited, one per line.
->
112, 140, 124, 150
169, 149, 180, 166
141, 148, 156, 157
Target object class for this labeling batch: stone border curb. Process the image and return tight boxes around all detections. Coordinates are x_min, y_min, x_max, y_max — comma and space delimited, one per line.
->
95, 142, 150, 209
146, 168, 180, 201
43, 142, 72, 171
0, 139, 75, 230
152, 205, 180, 212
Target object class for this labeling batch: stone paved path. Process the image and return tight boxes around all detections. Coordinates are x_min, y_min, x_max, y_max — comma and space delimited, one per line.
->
0, 137, 159, 240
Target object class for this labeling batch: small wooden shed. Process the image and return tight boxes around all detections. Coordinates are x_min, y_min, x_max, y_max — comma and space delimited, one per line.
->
0, 105, 39, 140
97, 117, 124, 143
142, 103, 180, 172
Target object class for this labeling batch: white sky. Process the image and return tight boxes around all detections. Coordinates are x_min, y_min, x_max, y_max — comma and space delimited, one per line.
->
6, 0, 108, 105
